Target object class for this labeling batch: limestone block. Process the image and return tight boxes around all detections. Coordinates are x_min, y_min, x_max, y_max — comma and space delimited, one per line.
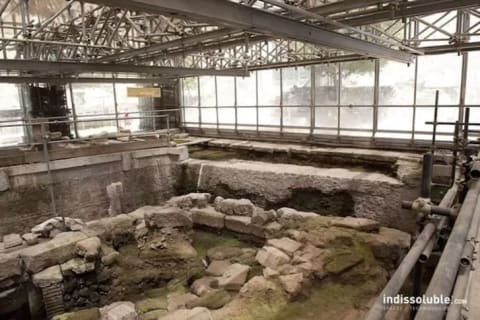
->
191, 206, 225, 229
20, 231, 88, 273
167, 193, 211, 209
267, 238, 303, 257
256, 246, 290, 270
167, 293, 198, 312
224, 216, 252, 234
263, 267, 280, 279
264, 221, 283, 239
61, 258, 95, 275
185, 289, 231, 310
0, 170, 10, 192
107, 182, 124, 217
251, 209, 275, 226
206, 260, 232, 276
32, 265, 63, 288
22, 233, 39, 246
217, 263, 250, 291
75, 237, 101, 261
100, 301, 137, 320
215, 198, 255, 216
0, 252, 22, 281
190, 277, 218, 296
3, 234, 23, 249
277, 207, 317, 220
158, 307, 212, 320
144, 206, 193, 230
279, 273, 305, 296
332, 216, 380, 232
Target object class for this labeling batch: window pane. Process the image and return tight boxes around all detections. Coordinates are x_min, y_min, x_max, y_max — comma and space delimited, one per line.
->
259, 108, 280, 126
417, 53, 461, 105
315, 64, 338, 105
183, 108, 199, 124
315, 107, 337, 128
238, 108, 256, 125
201, 108, 216, 124
237, 73, 256, 106
183, 78, 199, 106
466, 52, 480, 105
217, 77, 235, 106
378, 107, 413, 131
284, 107, 310, 126
415, 107, 457, 134
258, 70, 280, 105
72, 83, 117, 136
219, 108, 235, 124
0, 84, 23, 146
115, 84, 142, 132
340, 107, 373, 129
379, 60, 415, 105
341, 60, 374, 105
283, 67, 311, 106
200, 76, 216, 107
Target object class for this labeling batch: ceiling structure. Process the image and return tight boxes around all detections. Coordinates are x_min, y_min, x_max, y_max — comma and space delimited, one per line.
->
0, 0, 479, 80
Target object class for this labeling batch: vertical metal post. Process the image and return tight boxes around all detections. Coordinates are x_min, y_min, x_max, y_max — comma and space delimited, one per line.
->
68, 82, 80, 139
421, 152, 433, 199
256, 71, 259, 135
197, 76, 202, 130
18, 84, 32, 144
464, 107, 470, 143
431, 90, 439, 155
112, 78, 120, 132
280, 69, 284, 136
373, 59, 380, 140
412, 56, 418, 142
151, 82, 156, 131
215, 75, 219, 132
337, 63, 342, 138
459, 53, 468, 127
234, 76, 238, 133
450, 121, 460, 187
310, 66, 315, 137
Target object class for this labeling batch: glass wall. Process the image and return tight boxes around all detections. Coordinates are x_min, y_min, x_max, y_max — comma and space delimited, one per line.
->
182, 51, 479, 144
0, 84, 24, 146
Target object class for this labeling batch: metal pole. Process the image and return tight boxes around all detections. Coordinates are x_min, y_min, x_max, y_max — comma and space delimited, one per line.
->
365, 185, 458, 320
112, 78, 120, 132
68, 82, 80, 139
421, 153, 433, 199
431, 90, 439, 155
415, 180, 480, 320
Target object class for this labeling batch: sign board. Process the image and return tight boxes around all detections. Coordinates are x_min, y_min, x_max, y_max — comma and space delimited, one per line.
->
127, 87, 162, 98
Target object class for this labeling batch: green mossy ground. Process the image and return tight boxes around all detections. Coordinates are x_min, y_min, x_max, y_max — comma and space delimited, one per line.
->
192, 229, 252, 259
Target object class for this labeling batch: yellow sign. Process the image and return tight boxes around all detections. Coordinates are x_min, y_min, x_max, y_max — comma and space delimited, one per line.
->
127, 87, 161, 98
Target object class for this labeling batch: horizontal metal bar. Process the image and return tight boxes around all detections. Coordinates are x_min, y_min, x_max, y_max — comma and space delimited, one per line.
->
0, 60, 248, 77
0, 76, 177, 84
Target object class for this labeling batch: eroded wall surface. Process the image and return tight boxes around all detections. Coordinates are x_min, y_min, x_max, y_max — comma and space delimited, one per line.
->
0, 146, 188, 237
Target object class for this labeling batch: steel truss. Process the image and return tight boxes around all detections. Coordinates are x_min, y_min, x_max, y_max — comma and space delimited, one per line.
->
0, 0, 478, 75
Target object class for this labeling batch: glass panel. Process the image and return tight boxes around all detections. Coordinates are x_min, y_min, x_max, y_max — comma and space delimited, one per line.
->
340, 60, 374, 105
72, 83, 117, 136
183, 108, 199, 124
315, 107, 337, 128
258, 70, 281, 105
238, 108, 256, 125
284, 107, 310, 126
378, 107, 413, 131
182, 78, 199, 106
200, 76, 216, 107
217, 77, 235, 106
115, 84, 141, 132
466, 52, 480, 105
340, 107, 373, 129
201, 108, 217, 124
379, 60, 415, 105
0, 84, 23, 146
237, 73, 256, 106
417, 53, 461, 105
259, 108, 280, 126
283, 67, 311, 106
415, 107, 458, 134
218, 108, 235, 124
314, 64, 338, 105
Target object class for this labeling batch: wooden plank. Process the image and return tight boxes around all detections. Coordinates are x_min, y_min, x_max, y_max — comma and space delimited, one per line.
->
127, 87, 161, 98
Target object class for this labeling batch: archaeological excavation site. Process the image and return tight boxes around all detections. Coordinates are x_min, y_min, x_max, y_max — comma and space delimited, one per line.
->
1, 1, 480, 320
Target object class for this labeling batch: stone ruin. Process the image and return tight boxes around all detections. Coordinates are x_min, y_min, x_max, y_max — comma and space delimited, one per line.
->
0, 193, 412, 320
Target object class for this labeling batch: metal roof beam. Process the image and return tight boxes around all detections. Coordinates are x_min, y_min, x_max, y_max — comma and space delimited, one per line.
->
85, 0, 414, 63
0, 76, 176, 84
0, 59, 247, 77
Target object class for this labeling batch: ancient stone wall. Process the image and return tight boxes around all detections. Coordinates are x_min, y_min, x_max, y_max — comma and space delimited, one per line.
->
0, 146, 188, 237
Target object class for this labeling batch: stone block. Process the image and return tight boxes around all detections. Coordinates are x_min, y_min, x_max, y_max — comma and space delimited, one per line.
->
3, 234, 23, 249
32, 265, 63, 287
75, 237, 101, 261
256, 246, 290, 270
217, 263, 250, 291
20, 232, 88, 273
191, 206, 225, 229
206, 260, 232, 276
332, 216, 380, 232
0, 252, 21, 281
144, 206, 193, 230
61, 258, 95, 275
22, 233, 39, 246
267, 238, 303, 256
100, 301, 137, 320
167, 193, 211, 209
225, 216, 252, 234
277, 207, 318, 220
0, 170, 10, 192
279, 273, 305, 297
215, 198, 255, 216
